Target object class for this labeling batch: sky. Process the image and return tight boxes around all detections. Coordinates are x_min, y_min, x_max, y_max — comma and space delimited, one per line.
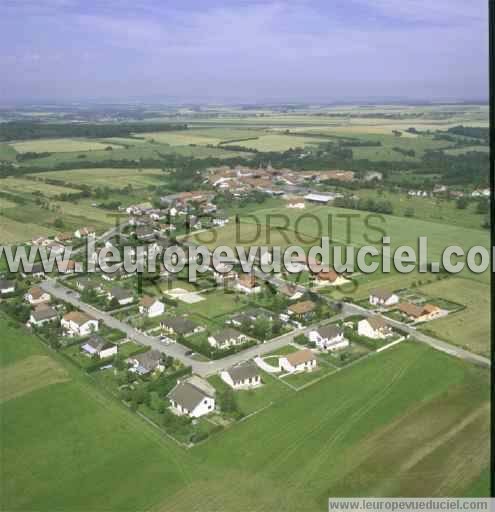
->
0, 0, 489, 104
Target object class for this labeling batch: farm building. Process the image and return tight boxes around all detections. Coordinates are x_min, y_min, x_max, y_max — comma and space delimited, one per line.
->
236, 273, 261, 294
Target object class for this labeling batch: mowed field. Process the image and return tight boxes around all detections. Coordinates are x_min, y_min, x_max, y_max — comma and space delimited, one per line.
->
30, 167, 166, 189
417, 278, 490, 357
1, 177, 80, 197
10, 138, 123, 153
1, 318, 490, 511
0, 142, 18, 161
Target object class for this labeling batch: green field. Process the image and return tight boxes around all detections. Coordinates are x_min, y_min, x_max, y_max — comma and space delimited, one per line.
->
11, 138, 123, 153
30, 167, 166, 189
417, 278, 490, 357
0, 177, 79, 197
0, 142, 18, 161
1, 318, 489, 511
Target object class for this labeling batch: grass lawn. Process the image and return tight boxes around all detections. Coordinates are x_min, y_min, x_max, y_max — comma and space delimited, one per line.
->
417, 277, 490, 357
0, 142, 18, 161
209, 371, 292, 416
176, 290, 243, 319
263, 344, 300, 358
1, 318, 490, 510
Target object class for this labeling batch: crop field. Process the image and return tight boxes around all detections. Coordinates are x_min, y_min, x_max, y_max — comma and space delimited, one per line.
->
0, 142, 18, 161
443, 145, 489, 156
0, 177, 79, 197
140, 130, 225, 145
10, 138, 123, 153
30, 167, 166, 189
417, 278, 490, 357
224, 133, 328, 151
0, 216, 55, 244
1, 319, 489, 511
16, 141, 251, 169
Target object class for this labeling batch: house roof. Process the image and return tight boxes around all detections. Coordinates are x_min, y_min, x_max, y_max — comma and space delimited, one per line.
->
285, 349, 316, 366
238, 273, 257, 288
397, 302, 424, 318
0, 279, 14, 290
370, 288, 395, 300
278, 283, 300, 298
212, 327, 244, 344
288, 300, 316, 315
130, 349, 161, 372
316, 324, 343, 339
32, 305, 57, 322
226, 362, 260, 383
161, 316, 198, 335
317, 269, 339, 282
365, 315, 389, 330
168, 381, 211, 412
28, 287, 45, 299
422, 303, 440, 314
85, 335, 114, 352
110, 287, 133, 300
63, 311, 95, 326
139, 295, 160, 308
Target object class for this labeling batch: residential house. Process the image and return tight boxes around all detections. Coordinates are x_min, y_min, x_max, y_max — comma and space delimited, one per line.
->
24, 286, 50, 305
286, 197, 305, 209
313, 269, 349, 287
57, 259, 77, 274
28, 305, 58, 327
278, 283, 303, 301
81, 335, 117, 359
212, 263, 238, 285
279, 349, 317, 373
61, 311, 99, 336
358, 316, 393, 339
0, 279, 15, 295
139, 295, 165, 318
74, 226, 96, 239
135, 225, 156, 242
221, 363, 261, 390
127, 349, 164, 375
55, 232, 73, 244
228, 308, 273, 328
308, 325, 349, 351
168, 377, 216, 418
208, 328, 248, 349
369, 289, 399, 307
107, 287, 134, 306
75, 276, 103, 294
397, 302, 442, 322
21, 262, 45, 279
288, 300, 316, 321
236, 273, 261, 294
160, 317, 203, 337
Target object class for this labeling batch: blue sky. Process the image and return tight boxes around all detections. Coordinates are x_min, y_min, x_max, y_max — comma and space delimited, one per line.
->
0, 0, 489, 103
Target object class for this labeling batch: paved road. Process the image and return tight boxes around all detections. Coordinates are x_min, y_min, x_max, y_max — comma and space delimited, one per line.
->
40, 278, 331, 377
253, 268, 491, 368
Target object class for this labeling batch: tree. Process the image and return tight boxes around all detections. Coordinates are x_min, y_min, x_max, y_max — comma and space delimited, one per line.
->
456, 197, 469, 209
404, 207, 415, 218
54, 218, 64, 228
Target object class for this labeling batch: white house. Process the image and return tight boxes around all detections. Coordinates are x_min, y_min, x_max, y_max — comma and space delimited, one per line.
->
24, 287, 50, 305
74, 226, 96, 239
358, 316, 393, 339
61, 311, 99, 336
279, 349, 317, 373
107, 287, 134, 306
168, 377, 216, 418
139, 295, 165, 318
208, 328, 248, 349
28, 305, 58, 327
0, 279, 15, 295
221, 362, 261, 390
81, 335, 117, 359
308, 325, 349, 351
369, 289, 399, 307
127, 349, 164, 375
